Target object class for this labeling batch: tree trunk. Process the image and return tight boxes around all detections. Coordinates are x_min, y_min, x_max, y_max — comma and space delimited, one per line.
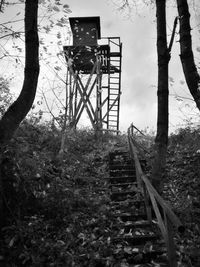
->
151, 0, 170, 191
176, 0, 200, 109
59, 70, 69, 157
0, 0, 39, 145
0, 0, 39, 229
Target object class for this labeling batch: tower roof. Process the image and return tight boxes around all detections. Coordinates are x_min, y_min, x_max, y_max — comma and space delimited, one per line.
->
69, 16, 101, 39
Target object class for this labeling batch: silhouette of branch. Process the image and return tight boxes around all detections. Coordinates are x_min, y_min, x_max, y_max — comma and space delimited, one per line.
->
168, 16, 178, 53
0, 0, 4, 12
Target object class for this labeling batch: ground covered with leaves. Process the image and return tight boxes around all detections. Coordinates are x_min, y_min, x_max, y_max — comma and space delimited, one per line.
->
0, 120, 127, 266
1, 122, 200, 266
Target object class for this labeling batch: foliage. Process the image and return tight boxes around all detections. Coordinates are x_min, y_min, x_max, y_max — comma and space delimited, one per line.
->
161, 126, 200, 266
0, 0, 72, 124
0, 119, 124, 266
1, 121, 200, 266
128, 125, 200, 266
0, 76, 12, 117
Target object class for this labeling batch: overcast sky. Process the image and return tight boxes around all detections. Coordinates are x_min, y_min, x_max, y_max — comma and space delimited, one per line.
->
65, 0, 158, 132
63, 0, 200, 133
1, 0, 200, 133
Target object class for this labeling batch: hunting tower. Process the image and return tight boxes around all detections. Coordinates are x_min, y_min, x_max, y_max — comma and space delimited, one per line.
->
63, 16, 122, 133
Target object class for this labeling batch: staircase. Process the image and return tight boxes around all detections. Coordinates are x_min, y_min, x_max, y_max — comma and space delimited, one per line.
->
107, 37, 122, 132
108, 150, 170, 266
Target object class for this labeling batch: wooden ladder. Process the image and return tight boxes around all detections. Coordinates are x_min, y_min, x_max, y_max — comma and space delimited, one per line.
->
107, 37, 122, 132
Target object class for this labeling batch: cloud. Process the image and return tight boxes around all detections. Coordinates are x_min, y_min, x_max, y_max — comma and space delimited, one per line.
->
103, 21, 113, 29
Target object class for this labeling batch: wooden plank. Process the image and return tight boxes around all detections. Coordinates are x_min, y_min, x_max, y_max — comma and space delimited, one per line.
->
127, 128, 185, 267
142, 174, 184, 232
100, 96, 108, 109
143, 184, 152, 223
77, 76, 96, 118
102, 94, 121, 121
75, 78, 97, 124
148, 191, 167, 240
128, 135, 184, 232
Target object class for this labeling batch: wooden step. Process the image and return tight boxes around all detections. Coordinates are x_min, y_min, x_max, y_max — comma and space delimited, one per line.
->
116, 213, 147, 222
110, 159, 133, 165
109, 164, 134, 170
111, 203, 145, 214
110, 52, 121, 57
108, 176, 136, 184
113, 233, 160, 245
113, 239, 166, 252
110, 155, 131, 161
110, 77, 120, 79
111, 190, 138, 201
122, 220, 152, 231
109, 150, 129, 155
106, 149, 173, 266
110, 182, 138, 190
110, 88, 120, 92
119, 226, 155, 236
112, 207, 145, 216
110, 169, 136, 177
126, 250, 168, 265
112, 241, 167, 261
112, 241, 168, 265
109, 154, 129, 159
111, 199, 145, 209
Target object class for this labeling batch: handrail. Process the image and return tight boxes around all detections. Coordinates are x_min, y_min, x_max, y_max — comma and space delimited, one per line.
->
129, 122, 146, 136
129, 123, 151, 155
127, 125, 184, 267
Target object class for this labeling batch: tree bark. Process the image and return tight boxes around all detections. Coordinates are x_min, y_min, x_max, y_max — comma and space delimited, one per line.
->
176, 0, 200, 110
59, 69, 69, 157
0, 0, 39, 145
0, 0, 39, 229
151, 0, 170, 191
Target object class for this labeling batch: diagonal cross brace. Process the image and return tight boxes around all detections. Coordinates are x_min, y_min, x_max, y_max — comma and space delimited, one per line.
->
75, 78, 97, 125
102, 93, 121, 121
76, 75, 96, 119
67, 62, 97, 128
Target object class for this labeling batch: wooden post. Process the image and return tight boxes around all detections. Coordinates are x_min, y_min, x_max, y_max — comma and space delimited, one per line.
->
69, 71, 73, 123
165, 213, 177, 267
143, 184, 152, 223
74, 78, 78, 129
96, 54, 102, 134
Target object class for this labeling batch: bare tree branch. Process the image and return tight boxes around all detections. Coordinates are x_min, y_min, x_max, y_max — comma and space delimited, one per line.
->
168, 16, 178, 53
41, 91, 61, 126
0, 0, 4, 12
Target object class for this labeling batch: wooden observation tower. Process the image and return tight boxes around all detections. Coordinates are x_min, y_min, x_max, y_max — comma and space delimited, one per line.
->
63, 16, 122, 133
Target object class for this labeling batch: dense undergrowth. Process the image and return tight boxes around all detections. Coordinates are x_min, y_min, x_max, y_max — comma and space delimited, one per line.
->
1, 121, 200, 266
0, 120, 126, 266
164, 127, 200, 266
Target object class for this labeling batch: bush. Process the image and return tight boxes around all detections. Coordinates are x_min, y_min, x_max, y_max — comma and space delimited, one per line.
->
0, 119, 123, 266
